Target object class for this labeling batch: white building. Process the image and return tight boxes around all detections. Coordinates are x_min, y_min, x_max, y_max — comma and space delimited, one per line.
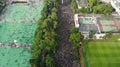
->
100, 0, 120, 15
74, 14, 79, 28
100, 0, 111, 3
76, 0, 88, 9
111, 0, 120, 15
94, 34, 106, 39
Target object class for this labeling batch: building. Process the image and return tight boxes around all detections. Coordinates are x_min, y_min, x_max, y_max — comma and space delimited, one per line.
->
76, 0, 88, 9
100, 0, 111, 3
111, 0, 120, 15
100, 0, 120, 15
74, 14, 120, 39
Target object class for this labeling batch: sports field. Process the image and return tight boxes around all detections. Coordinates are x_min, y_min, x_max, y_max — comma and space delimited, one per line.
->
0, 1, 43, 67
0, 22, 36, 44
102, 26, 117, 32
0, 3, 43, 44
0, 48, 31, 67
80, 18, 94, 24
99, 20, 114, 25
1, 3, 42, 21
83, 36, 120, 67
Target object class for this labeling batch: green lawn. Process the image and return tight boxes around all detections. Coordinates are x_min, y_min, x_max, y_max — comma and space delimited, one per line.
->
83, 36, 120, 67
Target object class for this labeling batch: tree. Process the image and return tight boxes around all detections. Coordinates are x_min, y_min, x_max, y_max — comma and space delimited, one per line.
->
103, 4, 114, 16
79, 7, 87, 13
106, 31, 112, 38
69, 27, 84, 45
69, 27, 84, 63
88, 0, 99, 8
53, 21, 58, 29
45, 55, 55, 67
69, 33, 84, 44
50, 12, 58, 20
51, 7, 57, 12
41, 3, 49, 18
31, 0, 59, 67
42, 18, 53, 32
71, 0, 78, 13
71, 27, 79, 33
89, 30, 96, 38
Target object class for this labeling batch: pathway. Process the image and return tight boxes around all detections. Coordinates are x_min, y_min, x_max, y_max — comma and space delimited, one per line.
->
0, 43, 31, 48
80, 44, 85, 67
54, 0, 78, 67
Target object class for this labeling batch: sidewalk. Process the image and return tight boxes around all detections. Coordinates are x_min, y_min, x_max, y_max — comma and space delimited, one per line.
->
80, 44, 85, 67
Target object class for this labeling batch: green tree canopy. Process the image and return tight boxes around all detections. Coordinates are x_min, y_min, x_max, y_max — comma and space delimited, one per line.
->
88, 0, 99, 8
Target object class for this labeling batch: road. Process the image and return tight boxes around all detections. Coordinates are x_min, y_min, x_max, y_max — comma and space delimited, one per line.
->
54, 0, 78, 67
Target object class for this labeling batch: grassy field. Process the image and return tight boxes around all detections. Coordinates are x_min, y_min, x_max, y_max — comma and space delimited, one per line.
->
83, 36, 120, 67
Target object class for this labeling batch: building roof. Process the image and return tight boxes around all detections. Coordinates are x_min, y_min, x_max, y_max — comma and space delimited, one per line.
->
100, 0, 111, 3
74, 14, 120, 33
77, 0, 88, 8
79, 24, 98, 33
12, 0, 27, 1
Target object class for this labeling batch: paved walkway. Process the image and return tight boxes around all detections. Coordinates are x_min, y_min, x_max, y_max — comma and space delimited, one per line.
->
80, 44, 85, 67
0, 43, 31, 48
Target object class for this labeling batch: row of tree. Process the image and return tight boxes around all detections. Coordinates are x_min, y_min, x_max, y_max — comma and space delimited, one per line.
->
0, 0, 7, 13
71, 0, 114, 16
30, 0, 59, 67
69, 27, 84, 65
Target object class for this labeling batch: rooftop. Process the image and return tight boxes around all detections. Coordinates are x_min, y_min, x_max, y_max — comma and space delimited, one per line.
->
74, 14, 120, 33
100, 0, 111, 3
77, 0, 88, 8
79, 24, 98, 33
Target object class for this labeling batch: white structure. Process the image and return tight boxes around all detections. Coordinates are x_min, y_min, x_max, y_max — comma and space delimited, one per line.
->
111, 0, 120, 15
14, 40, 17, 43
74, 14, 79, 28
100, 0, 111, 3
100, 0, 120, 15
94, 34, 106, 39
76, 0, 88, 9
11, 0, 29, 3
62, 0, 63, 4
